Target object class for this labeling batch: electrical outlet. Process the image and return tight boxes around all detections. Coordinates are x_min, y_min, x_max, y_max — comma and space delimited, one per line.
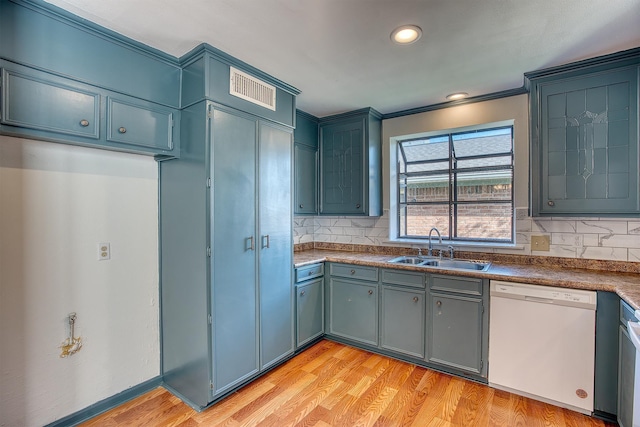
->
98, 242, 110, 260
531, 235, 550, 252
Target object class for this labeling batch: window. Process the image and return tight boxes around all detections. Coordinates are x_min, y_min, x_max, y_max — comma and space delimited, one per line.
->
395, 124, 514, 243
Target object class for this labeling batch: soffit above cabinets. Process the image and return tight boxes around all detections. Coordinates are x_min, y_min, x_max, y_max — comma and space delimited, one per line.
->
43, 0, 640, 117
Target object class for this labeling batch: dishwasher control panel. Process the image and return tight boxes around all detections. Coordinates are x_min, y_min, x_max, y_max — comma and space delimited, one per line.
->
491, 280, 597, 310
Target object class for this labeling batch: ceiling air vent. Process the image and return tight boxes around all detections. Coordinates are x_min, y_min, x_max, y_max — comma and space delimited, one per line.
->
229, 67, 276, 111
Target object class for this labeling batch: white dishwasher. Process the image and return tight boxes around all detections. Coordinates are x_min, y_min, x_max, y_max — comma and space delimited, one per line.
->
488, 280, 597, 414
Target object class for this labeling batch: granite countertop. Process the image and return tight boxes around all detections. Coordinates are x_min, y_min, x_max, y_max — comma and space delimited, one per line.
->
294, 249, 640, 310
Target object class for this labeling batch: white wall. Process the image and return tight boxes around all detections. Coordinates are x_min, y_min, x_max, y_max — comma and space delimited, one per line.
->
0, 136, 160, 426
294, 94, 640, 262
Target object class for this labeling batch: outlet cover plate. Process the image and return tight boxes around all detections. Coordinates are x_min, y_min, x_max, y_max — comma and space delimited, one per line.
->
531, 235, 550, 252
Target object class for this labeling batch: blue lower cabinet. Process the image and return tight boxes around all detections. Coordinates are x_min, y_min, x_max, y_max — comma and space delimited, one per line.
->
380, 286, 425, 358
296, 277, 324, 348
328, 277, 378, 346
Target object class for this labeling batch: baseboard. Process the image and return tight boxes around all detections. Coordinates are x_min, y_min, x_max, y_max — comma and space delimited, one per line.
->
44, 376, 162, 427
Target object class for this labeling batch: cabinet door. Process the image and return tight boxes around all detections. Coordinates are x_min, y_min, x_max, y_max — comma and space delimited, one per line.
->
1, 67, 99, 139
535, 67, 639, 215
320, 118, 365, 215
618, 325, 636, 427
294, 143, 317, 214
296, 278, 324, 348
258, 121, 294, 369
107, 96, 178, 153
381, 286, 425, 358
328, 278, 378, 346
211, 107, 259, 395
428, 292, 483, 374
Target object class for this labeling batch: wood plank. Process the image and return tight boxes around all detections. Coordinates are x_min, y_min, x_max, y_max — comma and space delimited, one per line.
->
79, 340, 617, 427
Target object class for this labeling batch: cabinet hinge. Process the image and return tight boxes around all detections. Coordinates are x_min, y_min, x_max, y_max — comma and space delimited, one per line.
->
480, 360, 483, 369
207, 247, 211, 257
207, 178, 212, 188
210, 380, 214, 390
208, 314, 212, 324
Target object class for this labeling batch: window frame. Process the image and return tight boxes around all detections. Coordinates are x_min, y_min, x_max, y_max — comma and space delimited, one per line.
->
393, 122, 515, 244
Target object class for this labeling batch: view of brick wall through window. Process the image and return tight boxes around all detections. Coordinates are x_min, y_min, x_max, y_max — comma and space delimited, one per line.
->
405, 183, 512, 239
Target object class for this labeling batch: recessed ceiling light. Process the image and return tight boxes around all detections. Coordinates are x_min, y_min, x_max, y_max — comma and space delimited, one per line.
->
446, 92, 469, 101
391, 25, 422, 45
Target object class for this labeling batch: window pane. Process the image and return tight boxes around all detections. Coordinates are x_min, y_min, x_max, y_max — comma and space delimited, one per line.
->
401, 136, 449, 163
455, 203, 513, 240
457, 155, 512, 169
455, 170, 512, 202
406, 175, 449, 202
399, 205, 407, 237
406, 160, 449, 173
405, 205, 449, 237
452, 128, 512, 158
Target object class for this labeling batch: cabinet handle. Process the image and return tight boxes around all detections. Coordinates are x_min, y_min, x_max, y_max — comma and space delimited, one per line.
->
262, 235, 270, 249
436, 300, 442, 307
368, 290, 373, 295
300, 290, 305, 296
547, 200, 555, 207
350, 269, 356, 275
246, 236, 255, 251
413, 296, 419, 302
118, 127, 127, 134
308, 271, 313, 276
79, 119, 89, 127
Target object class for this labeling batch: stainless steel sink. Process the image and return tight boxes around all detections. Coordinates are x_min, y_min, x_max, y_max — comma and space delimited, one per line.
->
387, 256, 490, 271
387, 256, 433, 265
422, 259, 491, 271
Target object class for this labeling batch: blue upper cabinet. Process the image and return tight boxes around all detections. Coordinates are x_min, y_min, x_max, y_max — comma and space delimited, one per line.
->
527, 48, 640, 216
319, 108, 382, 216
294, 110, 319, 215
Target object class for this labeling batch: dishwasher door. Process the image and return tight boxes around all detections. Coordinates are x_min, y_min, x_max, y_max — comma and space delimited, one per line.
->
488, 280, 597, 414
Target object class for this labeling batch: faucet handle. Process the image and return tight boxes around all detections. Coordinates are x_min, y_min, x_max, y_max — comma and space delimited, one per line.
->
447, 245, 455, 259
417, 247, 423, 257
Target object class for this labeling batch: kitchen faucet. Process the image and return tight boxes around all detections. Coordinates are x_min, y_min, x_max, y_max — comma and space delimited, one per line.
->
427, 227, 442, 257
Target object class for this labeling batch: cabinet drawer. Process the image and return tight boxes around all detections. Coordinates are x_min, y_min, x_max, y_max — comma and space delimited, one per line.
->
295, 263, 324, 283
430, 275, 482, 296
621, 299, 638, 327
381, 269, 425, 289
329, 263, 378, 282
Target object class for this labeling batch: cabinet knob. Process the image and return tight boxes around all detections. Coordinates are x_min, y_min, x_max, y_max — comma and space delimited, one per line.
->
308, 271, 313, 276
547, 200, 555, 207
350, 269, 355, 275
436, 300, 442, 307
356, 203, 361, 209
118, 127, 127, 134
79, 119, 89, 127
300, 290, 305, 296
299, 204, 304, 209
413, 296, 419, 302
368, 290, 373, 295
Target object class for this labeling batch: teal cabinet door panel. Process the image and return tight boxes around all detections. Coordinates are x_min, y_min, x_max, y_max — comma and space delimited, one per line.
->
211, 107, 259, 394
321, 118, 365, 214
381, 286, 425, 358
107, 97, 177, 152
258, 121, 294, 369
296, 278, 324, 348
294, 110, 319, 149
1, 67, 100, 139
294, 144, 317, 214
428, 291, 484, 374
328, 277, 378, 346
618, 325, 635, 427
318, 108, 382, 216
528, 51, 640, 216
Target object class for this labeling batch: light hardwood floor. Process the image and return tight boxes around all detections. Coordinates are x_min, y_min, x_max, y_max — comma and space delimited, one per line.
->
80, 340, 615, 426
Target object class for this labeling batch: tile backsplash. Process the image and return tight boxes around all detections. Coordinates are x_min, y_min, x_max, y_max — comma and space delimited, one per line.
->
294, 210, 640, 262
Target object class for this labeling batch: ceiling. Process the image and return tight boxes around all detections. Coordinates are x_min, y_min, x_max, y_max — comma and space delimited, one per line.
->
43, 0, 640, 118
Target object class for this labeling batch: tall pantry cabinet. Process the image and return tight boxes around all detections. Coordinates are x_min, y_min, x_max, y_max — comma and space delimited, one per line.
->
160, 45, 299, 409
